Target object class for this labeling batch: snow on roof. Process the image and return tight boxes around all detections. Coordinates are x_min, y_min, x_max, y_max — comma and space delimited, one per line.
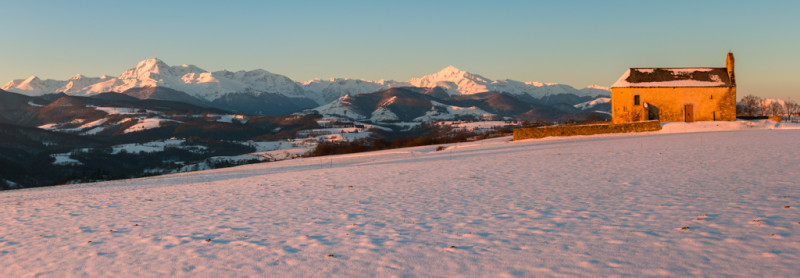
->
611, 68, 732, 88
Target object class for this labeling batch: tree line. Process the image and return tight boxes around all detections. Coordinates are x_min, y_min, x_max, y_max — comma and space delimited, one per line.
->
737, 94, 800, 121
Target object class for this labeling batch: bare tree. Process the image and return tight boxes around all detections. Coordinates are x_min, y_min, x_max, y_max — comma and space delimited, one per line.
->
768, 102, 783, 117
739, 94, 762, 116
760, 99, 774, 116
785, 100, 800, 122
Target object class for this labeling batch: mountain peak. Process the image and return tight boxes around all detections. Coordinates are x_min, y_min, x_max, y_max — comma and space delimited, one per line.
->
406, 65, 492, 95
24, 75, 41, 82
437, 65, 467, 76
134, 58, 169, 72
118, 58, 171, 80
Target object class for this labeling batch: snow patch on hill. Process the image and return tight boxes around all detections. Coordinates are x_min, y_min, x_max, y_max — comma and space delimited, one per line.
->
124, 118, 175, 133
414, 101, 494, 122
312, 94, 366, 120
574, 97, 611, 110
49, 153, 82, 166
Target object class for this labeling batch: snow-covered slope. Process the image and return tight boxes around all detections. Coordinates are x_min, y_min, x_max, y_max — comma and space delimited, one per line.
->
574, 97, 611, 110
1, 124, 798, 277
413, 101, 494, 122
308, 87, 499, 122
312, 94, 367, 120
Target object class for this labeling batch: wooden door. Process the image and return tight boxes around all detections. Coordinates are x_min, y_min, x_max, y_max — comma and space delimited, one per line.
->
684, 104, 694, 122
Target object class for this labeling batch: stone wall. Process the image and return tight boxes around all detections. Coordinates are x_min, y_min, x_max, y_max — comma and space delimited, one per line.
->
513, 121, 662, 140
611, 87, 736, 124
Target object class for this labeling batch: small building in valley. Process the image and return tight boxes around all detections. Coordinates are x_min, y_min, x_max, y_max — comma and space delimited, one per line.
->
610, 53, 737, 123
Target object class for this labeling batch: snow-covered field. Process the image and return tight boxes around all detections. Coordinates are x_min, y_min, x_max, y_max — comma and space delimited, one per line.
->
1, 122, 799, 277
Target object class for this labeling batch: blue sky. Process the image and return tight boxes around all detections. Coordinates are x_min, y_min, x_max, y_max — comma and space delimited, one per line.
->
1, 0, 798, 99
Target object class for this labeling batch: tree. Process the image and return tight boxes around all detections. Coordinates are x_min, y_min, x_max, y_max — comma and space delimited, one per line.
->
768, 101, 784, 117
785, 100, 800, 122
739, 94, 762, 116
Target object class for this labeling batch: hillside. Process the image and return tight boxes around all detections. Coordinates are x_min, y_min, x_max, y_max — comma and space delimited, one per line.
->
1, 121, 798, 276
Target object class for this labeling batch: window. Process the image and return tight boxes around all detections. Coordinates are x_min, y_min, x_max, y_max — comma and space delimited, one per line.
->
710, 95, 713, 100
634, 95, 640, 105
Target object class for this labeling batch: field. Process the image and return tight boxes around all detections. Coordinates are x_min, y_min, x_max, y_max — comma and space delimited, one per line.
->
1, 121, 798, 277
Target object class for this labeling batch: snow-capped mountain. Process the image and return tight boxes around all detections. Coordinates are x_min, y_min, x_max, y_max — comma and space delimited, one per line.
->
301, 65, 610, 101
408, 65, 610, 98
407, 65, 493, 95
299, 78, 403, 104
3, 61, 610, 116
2, 76, 72, 96
3, 58, 306, 101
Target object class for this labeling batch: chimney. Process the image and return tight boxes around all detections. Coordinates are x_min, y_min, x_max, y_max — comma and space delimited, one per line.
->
726, 52, 735, 86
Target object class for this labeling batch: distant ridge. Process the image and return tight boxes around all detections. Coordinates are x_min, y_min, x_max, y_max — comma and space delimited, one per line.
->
4, 59, 610, 101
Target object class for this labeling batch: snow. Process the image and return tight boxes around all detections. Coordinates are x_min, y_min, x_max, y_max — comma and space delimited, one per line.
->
312, 95, 367, 120
37, 123, 58, 129
3, 61, 610, 102
584, 84, 610, 91
660, 119, 800, 133
574, 97, 611, 110
49, 153, 82, 166
443, 120, 515, 132
407, 65, 492, 95
668, 68, 713, 74
612, 68, 728, 88
2, 58, 305, 101
300, 78, 402, 104
92, 106, 139, 115
314, 132, 371, 142
79, 119, 107, 129
27, 101, 44, 107
82, 127, 106, 135
413, 101, 494, 122
2, 123, 797, 277
626, 80, 728, 87
313, 95, 498, 122
2, 75, 111, 96
111, 139, 190, 155
370, 107, 400, 122
2, 179, 18, 188
246, 141, 296, 152
123, 118, 173, 133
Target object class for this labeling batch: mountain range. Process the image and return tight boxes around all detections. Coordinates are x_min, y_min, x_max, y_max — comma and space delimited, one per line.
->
3, 58, 610, 116
0, 59, 614, 189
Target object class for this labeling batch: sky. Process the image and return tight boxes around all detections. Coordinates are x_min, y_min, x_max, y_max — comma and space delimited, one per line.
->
1, 0, 798, 100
